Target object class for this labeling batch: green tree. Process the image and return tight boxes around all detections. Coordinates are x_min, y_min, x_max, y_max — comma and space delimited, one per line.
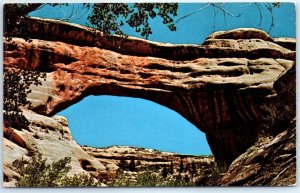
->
88, 3, 178, 39
179, 159, 184, 173
118, 157, 127, 170
4, 3, 282, 40
11, 152, 100, 187
3, 3, 179, 130
185, 162, 191, 173
161, 165, 168, 178
113, 170, 193, 187
191, 161, 197, 175
170, 161, 174, 174
4, 3, 178, 40
3, 68, 46, 130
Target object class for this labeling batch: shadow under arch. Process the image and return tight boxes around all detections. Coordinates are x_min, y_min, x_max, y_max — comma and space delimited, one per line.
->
57, 95, 212, 156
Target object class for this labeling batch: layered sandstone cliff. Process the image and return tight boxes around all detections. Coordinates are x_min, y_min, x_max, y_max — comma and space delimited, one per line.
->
3, 110, 106, 187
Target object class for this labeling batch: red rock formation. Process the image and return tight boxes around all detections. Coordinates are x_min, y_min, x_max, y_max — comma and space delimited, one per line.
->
220, 119, 296, 186
3, 17, 296, 167
3, 127, 27, 149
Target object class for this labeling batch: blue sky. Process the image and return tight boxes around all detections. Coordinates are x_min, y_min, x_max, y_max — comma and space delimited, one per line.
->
30, 3, 295, 155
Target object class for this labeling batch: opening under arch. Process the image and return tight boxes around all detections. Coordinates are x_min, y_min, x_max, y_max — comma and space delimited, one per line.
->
57, 95, 212, 155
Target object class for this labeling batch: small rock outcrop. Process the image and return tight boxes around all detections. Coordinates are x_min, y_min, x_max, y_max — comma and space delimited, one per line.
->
220, 119, 296, 186
3, 111, 106, 187
3, 17, 296, 169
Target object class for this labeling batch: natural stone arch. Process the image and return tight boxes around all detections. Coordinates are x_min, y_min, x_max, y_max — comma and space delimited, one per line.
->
4, 17, 296, 167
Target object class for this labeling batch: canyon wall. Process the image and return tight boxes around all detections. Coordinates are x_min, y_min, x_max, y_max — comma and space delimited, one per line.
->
3, 17, 296, 167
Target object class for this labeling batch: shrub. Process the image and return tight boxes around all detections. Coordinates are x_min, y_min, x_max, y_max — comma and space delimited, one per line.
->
259, 99, 294, 140
112, 170, 194, 187
12, 152, 100, 187
112, 170, 163, 187
164, 175, 194, 187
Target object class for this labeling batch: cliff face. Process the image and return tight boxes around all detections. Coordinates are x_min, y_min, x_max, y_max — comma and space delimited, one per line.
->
220, 119, 296, 186
82, 146, 215, 184
3, 110, 106, 187
3, 17, 296, 170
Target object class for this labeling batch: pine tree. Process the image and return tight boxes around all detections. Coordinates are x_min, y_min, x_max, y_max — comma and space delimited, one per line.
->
191, 161, 196, 174
170, 161, 174, 175
179, 159, 184, 173
185, 162, 190, 172
119, 158, 127, 170
161, 166, 168, 178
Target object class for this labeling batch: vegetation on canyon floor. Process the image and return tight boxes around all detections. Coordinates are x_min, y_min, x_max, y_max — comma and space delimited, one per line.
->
11, 152, 101, 187
11, 149, 222, 187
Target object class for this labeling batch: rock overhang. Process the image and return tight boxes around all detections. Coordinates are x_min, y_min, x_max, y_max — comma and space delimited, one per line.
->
3, 16, 296, 168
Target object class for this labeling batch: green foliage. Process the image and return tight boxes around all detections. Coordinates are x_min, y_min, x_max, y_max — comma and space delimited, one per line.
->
4, 3, 284, 41
118, 157, 127, 170
261, 103, 293, 137
59, 173, 99, 187
135, 170, 163, 186
112, 170, 194, 187
12, 152, 100, 187
4, 3, 178, 40
164, 175, 193, 187
185, 162, 190, 172
3, 68, 46, 130
4, 4, 40, 40
260, 78, 295, 137
191, 161, 196, 174
12, 152, 70, 187
170, 161, 174, 174
112, 170, 163, 187
88, 3, 178, 39
161, 166, 168, 178
205, 162, 227, 185
4, 4, 66, 40
179, 158, 184, 173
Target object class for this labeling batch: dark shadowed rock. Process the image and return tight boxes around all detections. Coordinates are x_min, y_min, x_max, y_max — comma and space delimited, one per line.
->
220, 119, 296, 186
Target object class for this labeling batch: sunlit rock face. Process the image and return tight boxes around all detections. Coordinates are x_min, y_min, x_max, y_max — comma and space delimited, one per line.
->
82, 145, 215, 184
3, 17, 296, 167
3, 111, 106, 187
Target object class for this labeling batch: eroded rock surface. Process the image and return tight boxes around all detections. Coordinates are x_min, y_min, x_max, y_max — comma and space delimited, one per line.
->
3, 17, 296, 167
3, 111, 106, 187
83, 146, 215, 184
220, 119, 296, 186
3, 113, 216, 186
